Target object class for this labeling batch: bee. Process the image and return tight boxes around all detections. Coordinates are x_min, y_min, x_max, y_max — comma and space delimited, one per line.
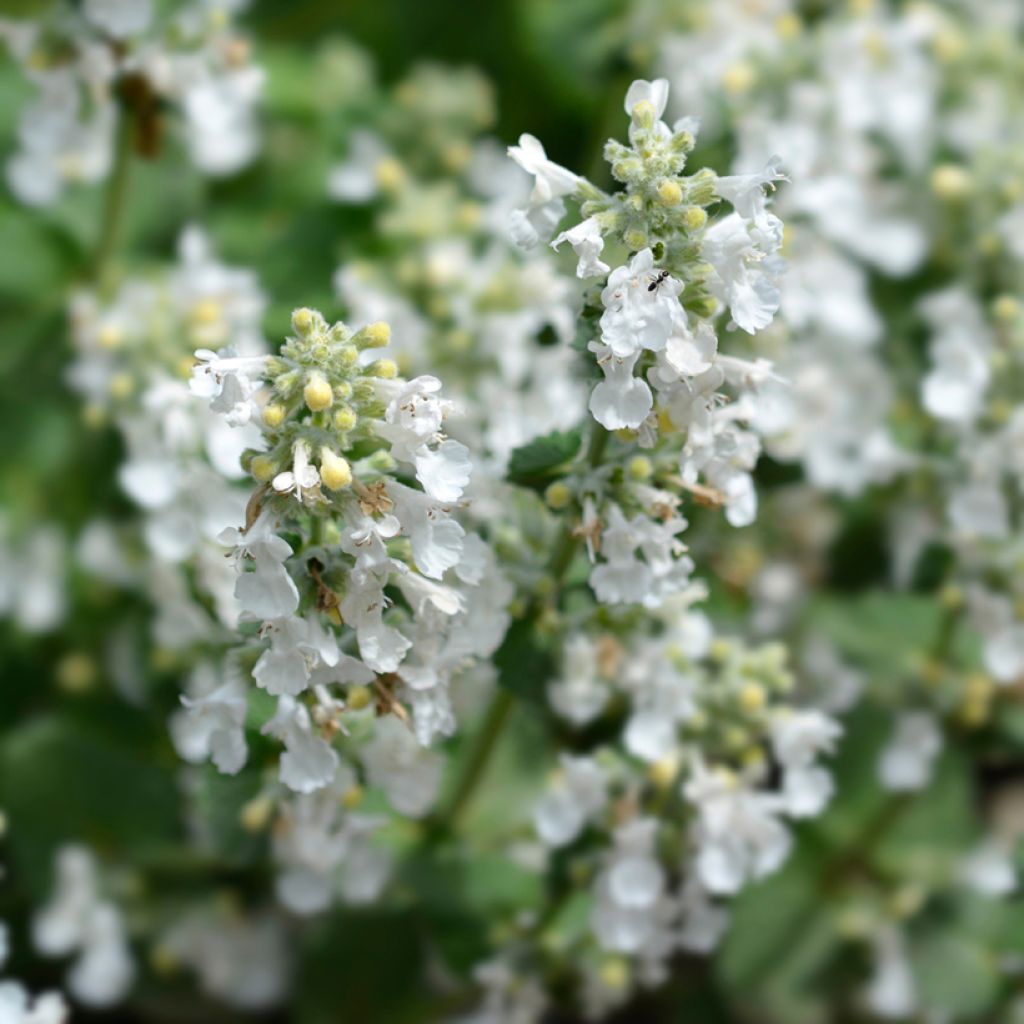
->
647, 270, 670, 293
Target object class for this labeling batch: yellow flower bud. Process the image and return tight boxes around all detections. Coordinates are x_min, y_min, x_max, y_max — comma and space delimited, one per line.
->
358, 321, 391, 349
930, 164, 971, 201
347, 685, 373, 710
262, 403, 286, 429
251, 455, 276, 482
190, 298, 221, 326
775, 12, 802, 40
239, 794, 274, 833
304, 372, 334, 411
722, 61, 755, 95
319, 448, 352, 491
657, 180, 683, 207
374, 157, 404, 193
97, 325, 123, 350
598, 958, 629, 992
56, 652, 97, 694
683, 206, 708, 232
109, 372, 133, 400
993, 295, 1019, 322
333, 406, 357, 432
366, 359, 398, 379
291, 307, 316, 337
342, 785, 364, 810
624, 228, 647, 250
738, 682, 767, 714
628, 455, 652, 481
544, 481, 572, 509
648, 755, 680, 790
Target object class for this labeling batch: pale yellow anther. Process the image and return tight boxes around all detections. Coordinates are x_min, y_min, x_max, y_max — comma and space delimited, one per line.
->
304, 372, 334, 411
630, 99, 655, 125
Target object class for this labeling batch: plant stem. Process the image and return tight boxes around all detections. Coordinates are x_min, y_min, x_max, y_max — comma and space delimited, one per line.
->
429, 419, 611, 833
91, 102, 134, 292
438, 688, 515, 829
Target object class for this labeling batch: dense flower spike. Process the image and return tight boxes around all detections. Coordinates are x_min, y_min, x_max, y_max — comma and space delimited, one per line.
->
188, 306, 508, 807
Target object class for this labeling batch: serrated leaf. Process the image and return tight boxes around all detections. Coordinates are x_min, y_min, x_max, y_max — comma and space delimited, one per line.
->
506, 429, 581, 490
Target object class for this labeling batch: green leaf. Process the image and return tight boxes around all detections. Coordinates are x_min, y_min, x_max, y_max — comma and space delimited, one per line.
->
493, 617, 554, 704
506, 429, 581, 490
911, 930, 1000, 1018
0, 716, 180, 895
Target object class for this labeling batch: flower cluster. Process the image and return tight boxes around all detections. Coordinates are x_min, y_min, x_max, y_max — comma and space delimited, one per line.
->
1, 0, 262, 206
186, 306, 509, 810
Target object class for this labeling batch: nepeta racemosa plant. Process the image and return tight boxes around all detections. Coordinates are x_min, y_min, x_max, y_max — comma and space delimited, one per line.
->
188, 307, 507, 804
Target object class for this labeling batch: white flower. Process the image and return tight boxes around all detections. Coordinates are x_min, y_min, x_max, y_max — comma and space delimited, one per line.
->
82, 0, 153, 38
361, 716, 443, 818
551, 216, 610, 278
507, 133, 578, 206
327, 130, 391, 202
683, 759, 791, 895
413, 438, 472, 502
548, 636, 610, 726
33, 846, 134, 1009
262, 697, 339, 794
220, 513, 300, 622
703, 212, 783, 334
770, 710, 841, 818
864, 927, 917, 1020
599, 249, 686, 359
385, 480, 464, 580
170, 662, 248, 774
587, 343, 652, 431
960, 840, 1017, 897
878, 711, 942, 792
534, 755, 608, 847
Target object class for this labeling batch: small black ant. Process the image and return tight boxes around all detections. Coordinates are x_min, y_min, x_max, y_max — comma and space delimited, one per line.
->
647, 270, 670, 293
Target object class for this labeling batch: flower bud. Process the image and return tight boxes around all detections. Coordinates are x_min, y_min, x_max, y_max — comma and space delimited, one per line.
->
374, 157, 404, 193
365, 358, 398, 379
333, 405, 357, 431
683, 206, 708, 232
347, 685, 373, 710
239, 794, 274, 833
292, 307, 317, 337
262, 403, 286, 429
738, 682, 767, 714
544, 481, 571, 509
304, 372, 334, 411
355, 321, 391, 349
657, 179, 683, 207
930, 164, 971, 200
251, 455, 277, 482
628, 455, 652, 481
319, 448, 352, 490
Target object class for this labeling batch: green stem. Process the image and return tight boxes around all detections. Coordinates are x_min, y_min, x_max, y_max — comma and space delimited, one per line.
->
90, 103, 134, 292
437, 688, 515, 830
428, 419, 611, 833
